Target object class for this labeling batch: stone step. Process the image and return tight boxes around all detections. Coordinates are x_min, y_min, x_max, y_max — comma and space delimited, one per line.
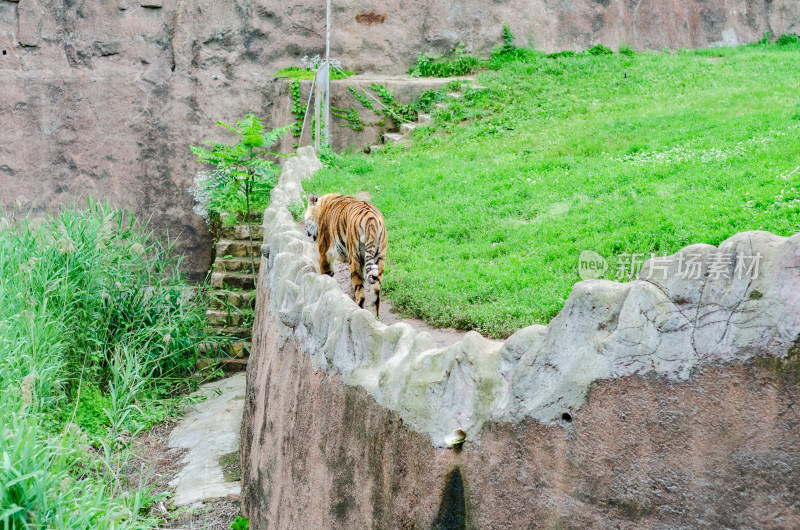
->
446, 92, 462, 99
210, 272, 256, 290
206, 309, 245, 328
384, 132, 405, 143
216, 239, 261, 258
417, 113, 432, 126
435, 103, 448, 109
215, 257, 260, 273
209, 290, 255, 309
220, 224, 264, 241
196, 356, 249, 374
198, 340, 250, 358
220, 211, 262, 224
400, 122, 417, 135
209, 326, 252, 339
367, 144, 384, 154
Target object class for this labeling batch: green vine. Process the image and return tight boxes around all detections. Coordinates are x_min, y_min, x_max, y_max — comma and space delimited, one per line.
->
287, 81, 422, 140
331, 105, 365, 132
290, 81, 306, 137
370, 83, 417, 123
348, 86, 376, 112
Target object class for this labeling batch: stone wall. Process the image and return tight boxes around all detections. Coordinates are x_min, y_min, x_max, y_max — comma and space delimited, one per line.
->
332, 0, 800, 72
0, 0, 320, 277
2, 0, 798, 276
240, 147, 800, 527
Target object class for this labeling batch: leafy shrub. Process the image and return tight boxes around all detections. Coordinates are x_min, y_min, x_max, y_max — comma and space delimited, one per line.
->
231, 516, 249, 530
190, 114, 290, 221
409, 45, 483, 77
288, 198, 308, 221
414, 89, 447, 114
501, 23, 515, 53
587, 43, 614, 56
777, 33, 799, 46
546, 50, 576, 59
74, 384, 113, 436
619, 42, 634, 56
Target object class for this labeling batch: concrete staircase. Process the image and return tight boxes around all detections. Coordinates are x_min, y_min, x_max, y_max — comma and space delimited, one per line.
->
368, 84, 485, 152
198, 218, 262, 374
369, 113, 432, 152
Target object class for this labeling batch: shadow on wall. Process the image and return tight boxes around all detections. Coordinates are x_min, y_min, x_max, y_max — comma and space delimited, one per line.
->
433, 468, 467, 530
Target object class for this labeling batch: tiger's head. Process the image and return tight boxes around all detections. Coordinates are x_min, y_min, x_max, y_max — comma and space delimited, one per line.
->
304, 194, 319, 241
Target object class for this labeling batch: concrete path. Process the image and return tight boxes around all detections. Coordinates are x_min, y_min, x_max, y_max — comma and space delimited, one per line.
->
168, 373, 247, 507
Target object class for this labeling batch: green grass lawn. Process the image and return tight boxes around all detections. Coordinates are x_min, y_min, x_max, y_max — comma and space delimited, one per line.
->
307, 42, 800, 338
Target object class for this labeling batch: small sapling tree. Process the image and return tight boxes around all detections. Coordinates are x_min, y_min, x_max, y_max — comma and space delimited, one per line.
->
190, 115, 290, 280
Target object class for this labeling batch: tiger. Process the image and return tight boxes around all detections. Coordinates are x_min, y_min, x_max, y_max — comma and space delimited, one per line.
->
304, 193, 387, 318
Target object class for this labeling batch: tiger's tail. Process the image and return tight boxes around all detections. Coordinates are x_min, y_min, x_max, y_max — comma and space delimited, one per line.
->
363, 217, 384, 286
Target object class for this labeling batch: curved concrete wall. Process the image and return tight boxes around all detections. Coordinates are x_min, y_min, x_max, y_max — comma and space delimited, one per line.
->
240, 147, 800, 527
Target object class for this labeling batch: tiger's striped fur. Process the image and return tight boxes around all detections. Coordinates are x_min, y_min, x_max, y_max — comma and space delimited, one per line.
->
304, 193, 387, 317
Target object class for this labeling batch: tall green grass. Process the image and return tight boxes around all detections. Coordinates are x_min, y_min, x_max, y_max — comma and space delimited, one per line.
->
0, 199, 206, 528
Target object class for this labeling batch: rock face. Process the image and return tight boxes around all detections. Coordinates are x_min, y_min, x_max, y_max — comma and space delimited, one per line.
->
240, 147, 800, 527
0, 0, 320, 277
2, 1, 798, 276
333, 0, 800, 71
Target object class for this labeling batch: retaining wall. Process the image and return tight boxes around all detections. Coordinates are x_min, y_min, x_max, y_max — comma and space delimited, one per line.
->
240, 147, 800, 528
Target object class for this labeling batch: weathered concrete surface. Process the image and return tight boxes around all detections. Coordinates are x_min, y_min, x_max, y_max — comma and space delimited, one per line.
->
241, 146, 800, 527
0, 0, 312, 278
242, 330, 800, 528
169, 373, 246, 507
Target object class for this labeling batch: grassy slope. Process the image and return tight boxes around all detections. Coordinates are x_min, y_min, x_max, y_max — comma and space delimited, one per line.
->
308, 43, 800, 338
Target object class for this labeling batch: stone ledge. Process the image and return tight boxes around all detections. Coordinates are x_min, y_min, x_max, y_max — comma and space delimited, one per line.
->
256, 146, 800, 447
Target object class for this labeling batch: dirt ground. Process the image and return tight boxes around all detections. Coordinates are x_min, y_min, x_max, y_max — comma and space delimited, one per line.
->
331, 261, 465, 348
128, 422, 242, 529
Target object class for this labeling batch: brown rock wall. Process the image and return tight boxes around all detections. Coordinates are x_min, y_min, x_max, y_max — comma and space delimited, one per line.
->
333, 0, 800, 71
2, 0, 798, 276
0, 0, 324, 277
242, 265, 800, 527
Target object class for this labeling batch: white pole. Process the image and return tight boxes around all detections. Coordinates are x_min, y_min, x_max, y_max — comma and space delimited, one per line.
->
323, 0, 331, 147
314, 72, 321, 152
